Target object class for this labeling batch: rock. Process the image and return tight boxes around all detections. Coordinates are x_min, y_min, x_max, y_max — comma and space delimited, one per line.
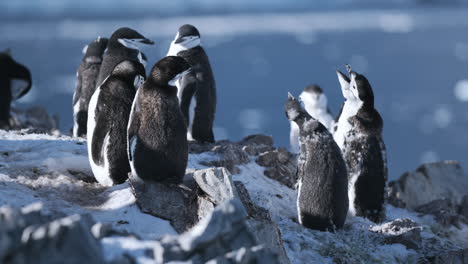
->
459, 195, 468, 219
154, 199, 262, 264
9, 214, 104, 264
239, 134, 274, 147
234, 181, 291, 264
199, 143, 250, 174
197, 196, 216, 220
193, 167, 239, 205
255, 148, 297, 188
130, 175, 198, 233
206, 246, 279, 264
238, 134, 274, 156
10, 106, 59, 135
421, 249, 468, 264
387, 161, 468, 210
0, 203, 53, 261
370, 218, 422, 250
415, 199, 461, 227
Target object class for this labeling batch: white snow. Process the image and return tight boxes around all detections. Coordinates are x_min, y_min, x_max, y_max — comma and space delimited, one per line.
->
0, 130, 175, 262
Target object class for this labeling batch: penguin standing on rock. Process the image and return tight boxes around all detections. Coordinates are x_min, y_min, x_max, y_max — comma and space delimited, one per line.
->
285, 93, 348, 231
334, 65, 387, 223
0, 49, 32, 129
290, 84, 334, 153
73, 37, 108, 137
167, 24, 216, 143
95, 27, 154, 88
127, 56, 191, 183
87, 60, 146, 186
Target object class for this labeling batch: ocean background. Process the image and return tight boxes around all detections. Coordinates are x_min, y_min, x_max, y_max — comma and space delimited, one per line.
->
2, 0, 468, 180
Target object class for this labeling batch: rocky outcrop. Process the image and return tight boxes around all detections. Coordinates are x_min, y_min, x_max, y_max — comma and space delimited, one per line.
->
255, 148, 297, 188
415, 199, 465, 228
153, 199, 279, 264
0, 205, 104, 264
370, 218, 422, 250
129, 174, 198, 233
388, 161, 468, 210
9, 106, 59, 135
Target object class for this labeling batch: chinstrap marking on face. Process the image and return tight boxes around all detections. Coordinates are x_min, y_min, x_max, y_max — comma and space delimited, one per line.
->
168, 68, 192, 86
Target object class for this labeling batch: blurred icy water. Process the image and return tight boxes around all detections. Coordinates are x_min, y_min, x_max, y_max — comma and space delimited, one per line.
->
2, 8, 468, 180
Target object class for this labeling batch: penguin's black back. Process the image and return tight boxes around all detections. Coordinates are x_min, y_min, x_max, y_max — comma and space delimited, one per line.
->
73, 39, 108, 137
297, 122, 348, 231
95, 48, 140, 89
178, 46, 216, 143
91, 77, 136, 183
128, 82, 188, 183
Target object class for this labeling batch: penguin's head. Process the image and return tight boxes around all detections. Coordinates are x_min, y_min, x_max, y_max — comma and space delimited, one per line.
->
167, 24, 201, 56
149, 56, 192, 87
111, 60, 147, 90
82, 37, 108, 58
0, 50, 32, 100
109, 27, 154, 50
299, 84, 328, 109
349, 70, 374, 106
336, 69, 355, 101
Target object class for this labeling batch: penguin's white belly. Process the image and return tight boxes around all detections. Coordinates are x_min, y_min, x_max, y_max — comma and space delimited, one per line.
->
289, 121, 300, 154
87, 88, 113, 186
333, 100, 361, 150
187, 97, 196, 141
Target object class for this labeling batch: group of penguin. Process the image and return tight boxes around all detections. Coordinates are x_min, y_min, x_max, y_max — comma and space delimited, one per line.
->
72, 25, 216, 186
287, 64, 386, 230
0, 24, 387, 233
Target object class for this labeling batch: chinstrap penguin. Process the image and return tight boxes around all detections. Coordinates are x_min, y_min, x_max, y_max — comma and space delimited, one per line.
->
286, 93, 348, 231
0, 49, 32, 129
73, 37, 108, 137
127, 56, 191, 183
95, 27, 153, 88
167, 24, 217, 143
334, 65, 387, 223
87, 60, 146, 186
290, 84, 334, 153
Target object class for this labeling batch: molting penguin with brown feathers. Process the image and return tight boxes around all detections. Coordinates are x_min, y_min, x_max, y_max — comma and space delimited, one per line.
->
334, 65, 387, 223
286, 93, 348, 231
167, 24, 216, 143
87, 60, 146, 186
73, 37, 108, 137
127, 56, 191, 183
0, 49, 32, 129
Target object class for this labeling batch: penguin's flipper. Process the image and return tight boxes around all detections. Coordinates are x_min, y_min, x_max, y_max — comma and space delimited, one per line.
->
73, 69, 82, 107
10, 62, 32, 100
127, 92, 141, 162
91, 111, 109, 166
179, 72, 197, 127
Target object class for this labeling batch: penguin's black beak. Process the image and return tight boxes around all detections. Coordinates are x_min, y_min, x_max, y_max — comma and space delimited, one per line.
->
336, 70, 350, 83
345, 64, 351, 73
140, 38, 154, 45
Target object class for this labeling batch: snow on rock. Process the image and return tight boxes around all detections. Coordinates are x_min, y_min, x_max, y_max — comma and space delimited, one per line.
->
1, 130, 468, 263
